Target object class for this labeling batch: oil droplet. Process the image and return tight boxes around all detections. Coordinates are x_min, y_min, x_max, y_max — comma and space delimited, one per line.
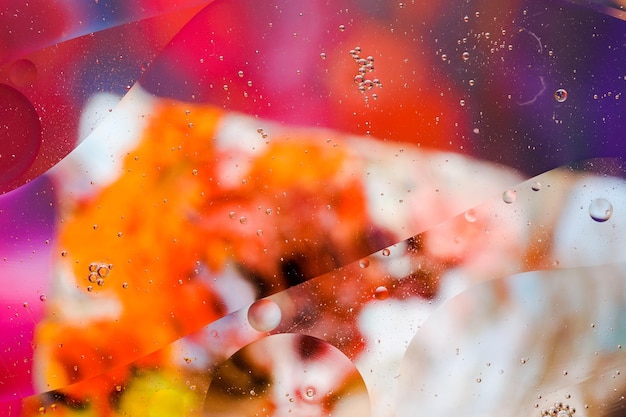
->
464, 209, 477, 223
247, 299, 282, 332
359, 258, 370, 268
531, 181, 542, 191
589, 198, 613, 222
502, 189, 517, 204
381, 248, 391, 256
374, 286, 389, 300
8, 59, 38, 87
554, 88, 568, 103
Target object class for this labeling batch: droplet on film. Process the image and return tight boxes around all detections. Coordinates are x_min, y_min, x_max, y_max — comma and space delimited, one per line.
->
374, 286, 389, 300
8, 59, 38, 87
502, 189, 517, 204
464, 209, 477, 223
531, 181, 542, 191
247, 298, 282, 332
589, 198, 613, 222
554, 88, 568, 103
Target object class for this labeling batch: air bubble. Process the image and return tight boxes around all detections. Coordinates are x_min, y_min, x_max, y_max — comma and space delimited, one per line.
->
531, 181, 542, 191
464, 209, 477, 223
502, 189, 517, 204
359, 258, 370, 268
192, 169, 198, 176
320, 52, 326, 60
374, 286, 389, 300
339, 24, 346, 32
247, 299, 282, 332
97, 265, 110, 277
239, 216, 247, 224
589, 198, 613, 222
462, 51, 470, 61
554, 88, 568, 103
382, 248, 391, 256
440, 54, 448, 61
39, 294, 47, 302
229, 211, 236, 219
237, 70, 244, 78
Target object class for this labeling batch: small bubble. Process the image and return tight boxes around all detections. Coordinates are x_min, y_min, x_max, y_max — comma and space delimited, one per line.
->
256, 229, 263, 237
554, 88, 568, 103
97, 265, 110, 277
122, 282, 128, 289
39, 294, 46, 302
464, 209, 477, 223
305, 387, 315, 398
237, 70, 244, 78
239, 217, 247, 224
247, 299, 282, 332
462, 51, 470, 61
320, 52, 326, 60
382, 248, 391, 256
374, 286, 389, 300
223, 84, 229, 91
96, 278, 105, 286
192, 169, 198, 176
531, 181, 542, 191
468, 79, 475, 86
589, 198, 613, 222
459, 99, 466, 107
359, 258, 370, 268
476, 378, 482, 383
441, 54, 448, 61
38, 406, 46, 414
61, 250, 68, 257
88, 263, 98, 273
87, 286, 93, 292
229, 211, 236, 219
463, 15, 469, 22
115, 385, 123, 392
339, 24, 346, 32
502, 189, 517, 204
265, 208, 272, 215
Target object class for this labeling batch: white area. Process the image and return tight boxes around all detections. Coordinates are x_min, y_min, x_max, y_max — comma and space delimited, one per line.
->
49, 86, 156, 200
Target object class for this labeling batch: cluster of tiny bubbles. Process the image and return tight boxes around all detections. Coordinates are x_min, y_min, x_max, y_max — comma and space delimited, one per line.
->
541, 401, 575, 417
502, 189, 517, 204
554, 88, 568, 103
589, 198, 613, 222
257, 127, 268, 140
247, 298, 282, 332
87, 262, 112, 288
350, 46, 382, 102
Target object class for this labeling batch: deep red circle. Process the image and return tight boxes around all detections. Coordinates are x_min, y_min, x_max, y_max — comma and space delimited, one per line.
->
0, 84, 42, 185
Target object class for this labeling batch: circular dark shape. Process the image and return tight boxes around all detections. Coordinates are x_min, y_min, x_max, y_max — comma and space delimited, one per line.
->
0, 84, 42, 186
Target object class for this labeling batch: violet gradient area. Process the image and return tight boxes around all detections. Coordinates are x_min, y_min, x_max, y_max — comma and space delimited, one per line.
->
0, 175, 56, 402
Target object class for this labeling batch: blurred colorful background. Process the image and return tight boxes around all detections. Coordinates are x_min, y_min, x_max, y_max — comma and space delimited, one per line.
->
2, 0, 626, 416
